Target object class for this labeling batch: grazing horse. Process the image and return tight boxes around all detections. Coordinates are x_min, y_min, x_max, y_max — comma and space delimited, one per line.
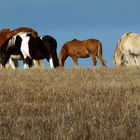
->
114, 32, 140, 66
59, 39, 106, 67
0, 32, 59, 69
0, 27, 43, 69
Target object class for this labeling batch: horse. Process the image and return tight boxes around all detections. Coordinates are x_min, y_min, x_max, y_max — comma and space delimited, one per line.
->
114, 32, 140, 66
0, 27, 43, 69
59, 39, 106, 67
0, 27, 38, 45
0, 32, 59, 69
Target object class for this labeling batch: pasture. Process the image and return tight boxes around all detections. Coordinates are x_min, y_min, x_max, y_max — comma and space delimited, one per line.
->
0, 67, 140, 140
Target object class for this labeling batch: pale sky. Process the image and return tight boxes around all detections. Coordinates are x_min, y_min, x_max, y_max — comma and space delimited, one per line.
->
1, 0, 140, 67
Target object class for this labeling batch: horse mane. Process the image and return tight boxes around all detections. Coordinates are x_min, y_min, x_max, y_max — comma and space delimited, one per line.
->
65, 39, 78, 46
126, 32, 133, 36
72, 39, 77, 41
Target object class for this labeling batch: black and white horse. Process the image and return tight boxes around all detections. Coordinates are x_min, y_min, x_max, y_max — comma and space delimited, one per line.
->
0, 32, 59, 69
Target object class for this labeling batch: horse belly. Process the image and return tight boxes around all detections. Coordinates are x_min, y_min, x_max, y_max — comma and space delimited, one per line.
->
30, 54, 45, 60
75, 50, 90, 58
29, 47, 47, 60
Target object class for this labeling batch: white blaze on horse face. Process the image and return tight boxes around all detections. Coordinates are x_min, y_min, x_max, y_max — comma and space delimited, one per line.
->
49, 57, 54, 68
20, 36, 31, 59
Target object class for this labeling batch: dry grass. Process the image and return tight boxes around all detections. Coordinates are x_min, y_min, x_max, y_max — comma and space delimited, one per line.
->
0, 67, 140, 140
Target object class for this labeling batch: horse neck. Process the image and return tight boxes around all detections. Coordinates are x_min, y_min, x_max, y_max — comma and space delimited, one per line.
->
114, 46, 123, 65
59, 45, 68, 66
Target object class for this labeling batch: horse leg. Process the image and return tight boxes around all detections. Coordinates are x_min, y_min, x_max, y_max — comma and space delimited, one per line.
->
91, 54, 97, 67
8, 58, 17, 69
43, 55, 54, 69
71, 56, 78, 68
133, 55, 140, 66
49, 57, 55, 68
33, 60, 44, 68
45, 55, 54, 68
49, 48, 59, 68
24, 57, 33, 69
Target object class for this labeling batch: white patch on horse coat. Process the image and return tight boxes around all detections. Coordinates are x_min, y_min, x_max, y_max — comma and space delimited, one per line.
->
8, 32, 29, 47
49, 57, 54, 68
8, 58, 16, 69
20, 36, 31, 58
24, 63, 29, 69
40, 36, 43, 40
16, 32, 29, 38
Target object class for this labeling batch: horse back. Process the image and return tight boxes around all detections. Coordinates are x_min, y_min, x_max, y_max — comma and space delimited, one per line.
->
41, 35, 57, 48
119, 32, 140, 54
67, 39, 101, 52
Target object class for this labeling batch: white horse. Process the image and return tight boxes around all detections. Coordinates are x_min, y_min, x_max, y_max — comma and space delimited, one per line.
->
114, 32, 140, 66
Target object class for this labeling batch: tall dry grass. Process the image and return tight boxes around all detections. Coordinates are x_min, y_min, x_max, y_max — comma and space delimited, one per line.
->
0, 67, 140, 140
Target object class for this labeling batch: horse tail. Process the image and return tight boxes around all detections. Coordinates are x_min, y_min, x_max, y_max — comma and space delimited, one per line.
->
50, 45, 59, 68
49, 39, 59, 68
42, 35, 59, 68
97, 41, 107, 66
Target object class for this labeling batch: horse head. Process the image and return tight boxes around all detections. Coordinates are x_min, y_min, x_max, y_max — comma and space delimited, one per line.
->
113, 47, 125, 66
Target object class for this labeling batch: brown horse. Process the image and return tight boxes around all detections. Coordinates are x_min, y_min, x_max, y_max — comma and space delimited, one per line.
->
0, 27, 38, 46
59, 39, 106, 67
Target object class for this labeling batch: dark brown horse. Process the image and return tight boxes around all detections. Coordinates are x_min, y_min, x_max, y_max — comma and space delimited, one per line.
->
59, 39, 106, 67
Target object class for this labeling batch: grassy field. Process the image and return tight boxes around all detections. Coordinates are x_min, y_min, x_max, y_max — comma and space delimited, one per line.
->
0, 67, 140, 140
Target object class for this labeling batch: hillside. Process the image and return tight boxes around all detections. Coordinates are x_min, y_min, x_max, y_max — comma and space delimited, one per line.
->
0, 67, 140, 140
